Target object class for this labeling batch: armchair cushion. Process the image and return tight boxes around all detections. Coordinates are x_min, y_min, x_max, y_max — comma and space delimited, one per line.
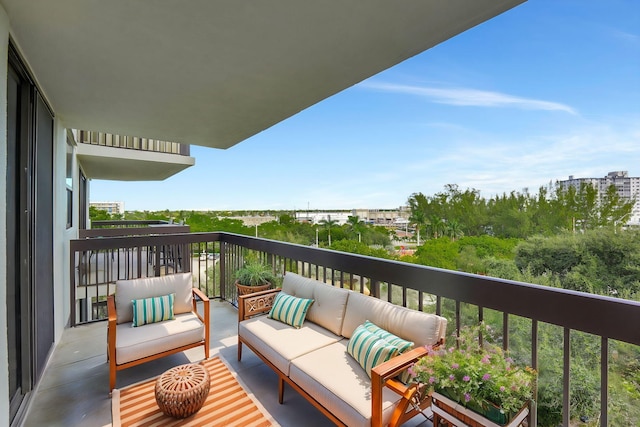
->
131, 293, 175, 327
115, 273, 193, 324
115, 312, 205, 365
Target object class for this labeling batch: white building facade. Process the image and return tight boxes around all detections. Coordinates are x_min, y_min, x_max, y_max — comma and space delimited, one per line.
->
90, 201, 125, 215
558, 171, 640, 226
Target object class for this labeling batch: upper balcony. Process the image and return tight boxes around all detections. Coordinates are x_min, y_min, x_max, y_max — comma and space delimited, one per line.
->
75, 130, 195, 181
28, 230, 639, 426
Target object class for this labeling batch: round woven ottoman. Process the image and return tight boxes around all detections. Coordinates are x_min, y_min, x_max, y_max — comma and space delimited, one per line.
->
155, 363, 210, 419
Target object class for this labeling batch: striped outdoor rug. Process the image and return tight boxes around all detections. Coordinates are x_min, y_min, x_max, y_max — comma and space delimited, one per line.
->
112, 357, 273, 427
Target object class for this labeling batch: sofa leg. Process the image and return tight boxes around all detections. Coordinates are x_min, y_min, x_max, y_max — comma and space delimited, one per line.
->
278, 377, 285, 404
238, 342, 243, 361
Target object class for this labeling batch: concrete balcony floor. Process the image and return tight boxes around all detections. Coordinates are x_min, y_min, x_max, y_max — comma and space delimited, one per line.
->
21, 300, 433, 427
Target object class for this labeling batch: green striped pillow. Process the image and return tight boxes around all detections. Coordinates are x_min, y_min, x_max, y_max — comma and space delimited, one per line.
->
347, 324, 400, 377
363, 320, 414, 353
268, 292, 314, 329
131, 293, 175, 327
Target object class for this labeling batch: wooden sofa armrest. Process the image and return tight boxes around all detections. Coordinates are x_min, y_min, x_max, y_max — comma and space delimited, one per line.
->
371, 346, 430, 427
238, 288, 281, 322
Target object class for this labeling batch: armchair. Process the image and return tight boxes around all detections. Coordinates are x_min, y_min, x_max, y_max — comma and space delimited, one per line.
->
107, 272, 209, 392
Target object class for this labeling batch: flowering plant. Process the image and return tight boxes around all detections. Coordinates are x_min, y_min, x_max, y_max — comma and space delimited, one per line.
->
409, 322, 536, 420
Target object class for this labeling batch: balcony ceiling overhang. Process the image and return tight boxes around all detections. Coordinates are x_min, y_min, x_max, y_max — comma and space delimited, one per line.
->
3, 0, 525, 149
76, 144, 195, 181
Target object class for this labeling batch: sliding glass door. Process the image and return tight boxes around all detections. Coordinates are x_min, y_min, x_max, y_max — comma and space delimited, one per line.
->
6, 45, 54, 424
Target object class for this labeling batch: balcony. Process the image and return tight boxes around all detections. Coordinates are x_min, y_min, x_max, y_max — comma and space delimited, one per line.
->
75, 130, 195, 181
23, 232, 640, 426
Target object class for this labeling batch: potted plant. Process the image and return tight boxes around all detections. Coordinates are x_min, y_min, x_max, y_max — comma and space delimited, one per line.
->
234, 258, 277, 296
409, 322, 536, 426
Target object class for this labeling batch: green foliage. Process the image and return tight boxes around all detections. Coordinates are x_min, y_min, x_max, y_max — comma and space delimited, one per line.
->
89, 205, 113, 221
234, 259, 276, 286
407, 182, 633, 240
413, 238, 459, 270
515, 229, 640, 298
330, 240, 393, 259
413, 323, 536, 417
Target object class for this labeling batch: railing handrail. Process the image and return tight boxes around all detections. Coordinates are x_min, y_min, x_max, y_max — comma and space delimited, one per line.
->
79, 225, 190, 238
91, 220, 172, 227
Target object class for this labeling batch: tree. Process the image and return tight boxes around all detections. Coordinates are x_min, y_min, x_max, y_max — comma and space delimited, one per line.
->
89, 205, 112, 221
346, 215, 365, 242
408, 193, 429, 245
318, 215, 338, 246
427, 215, 445, 239
599, 184, 634, 229
446, 218, 464, 241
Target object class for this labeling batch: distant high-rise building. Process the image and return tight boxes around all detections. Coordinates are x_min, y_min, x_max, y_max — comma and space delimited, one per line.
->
558, 171, 640, 226
90, 201, 125, 215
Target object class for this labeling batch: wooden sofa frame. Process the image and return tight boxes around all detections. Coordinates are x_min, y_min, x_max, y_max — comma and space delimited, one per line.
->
107, 287, 210, 392
237, 288, 434, 427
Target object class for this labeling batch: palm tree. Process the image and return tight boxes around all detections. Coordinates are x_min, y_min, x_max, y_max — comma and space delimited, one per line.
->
318, 215, 338, 246
447, 219, 464, 241
428, 215, 445, 239
408, 193, 428, 245
346, 215, 364, 242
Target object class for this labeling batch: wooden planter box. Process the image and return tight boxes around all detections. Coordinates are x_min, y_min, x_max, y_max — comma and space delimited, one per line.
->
235, 281, 272, 296
431, 392, 529, 427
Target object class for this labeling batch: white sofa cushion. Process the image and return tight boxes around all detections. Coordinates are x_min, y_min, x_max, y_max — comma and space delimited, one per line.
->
289, 340, 400, 427
115, 312, 204, 365
239, 316, 342, 376
115, 272, 193, 324
282, 272, 350, 335
342, 291, 447, 347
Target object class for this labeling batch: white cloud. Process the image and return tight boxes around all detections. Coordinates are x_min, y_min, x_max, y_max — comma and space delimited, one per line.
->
397, 120, 640, 200
362, 82, 578, 115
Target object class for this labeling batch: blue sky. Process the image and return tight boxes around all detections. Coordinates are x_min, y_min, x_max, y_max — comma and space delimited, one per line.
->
91, 0, 640, 212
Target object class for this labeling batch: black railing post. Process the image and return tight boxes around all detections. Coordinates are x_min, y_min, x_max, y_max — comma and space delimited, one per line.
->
371, 279, 380, 298
220, 241, 226, 301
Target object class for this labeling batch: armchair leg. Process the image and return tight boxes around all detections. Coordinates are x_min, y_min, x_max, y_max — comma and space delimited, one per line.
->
238, 341, 243, 361
109, 362, 116, 393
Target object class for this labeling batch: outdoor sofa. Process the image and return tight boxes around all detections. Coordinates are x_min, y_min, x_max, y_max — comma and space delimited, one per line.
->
238, 272, 447, 427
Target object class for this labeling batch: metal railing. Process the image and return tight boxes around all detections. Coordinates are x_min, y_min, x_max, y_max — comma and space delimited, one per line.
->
77, 130, 190, 156
80, 221, 190, 238
69, 232, 640, 426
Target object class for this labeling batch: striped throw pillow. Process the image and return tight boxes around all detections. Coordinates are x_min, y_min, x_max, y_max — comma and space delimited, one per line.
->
347, 324, 400, 377
268, 292, 314, 329
363, 320, 414, 353
131, 293, 175, 327
362, 321, 415, 383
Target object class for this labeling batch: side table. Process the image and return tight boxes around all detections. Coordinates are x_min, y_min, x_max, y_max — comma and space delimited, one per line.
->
155, 363, 210, 419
